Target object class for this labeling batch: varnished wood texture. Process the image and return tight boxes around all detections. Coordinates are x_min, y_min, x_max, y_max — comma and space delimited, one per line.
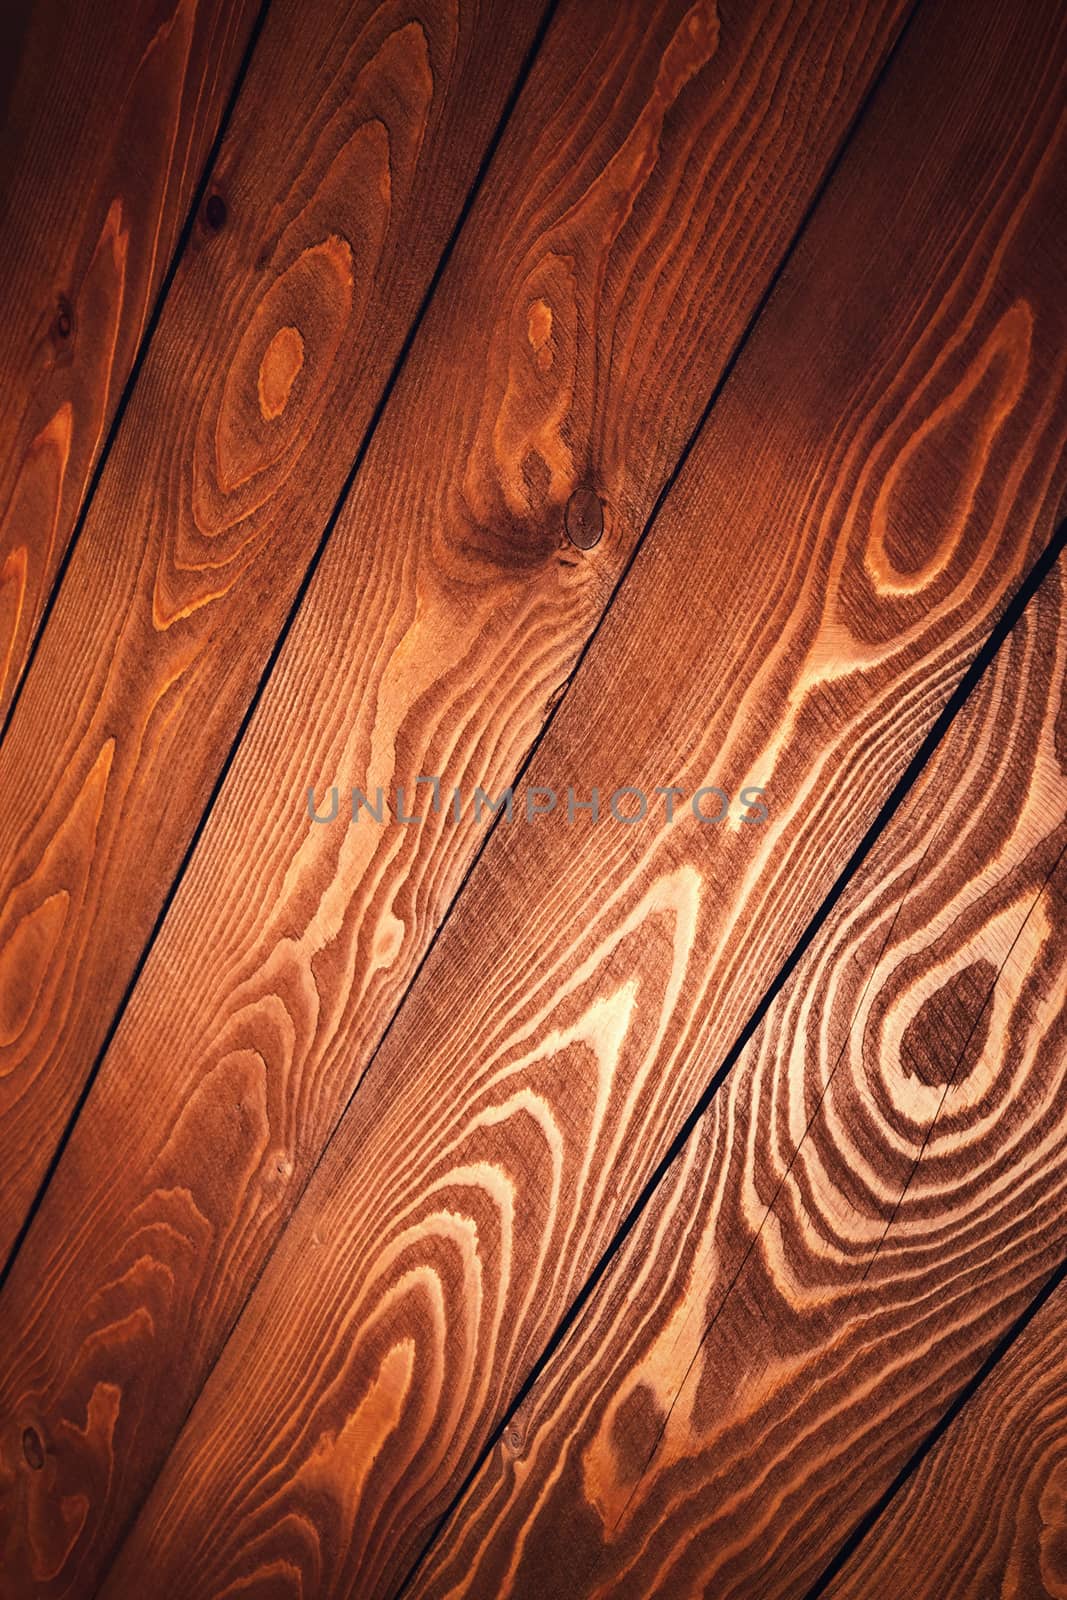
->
0, 0, 259, 716
0, 1, 918, 1593
64, 0, 1067, 1593
1, 0, 1065, 1596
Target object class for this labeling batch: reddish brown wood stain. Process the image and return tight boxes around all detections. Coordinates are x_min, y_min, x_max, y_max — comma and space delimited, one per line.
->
0, 0, 260, 717
0, 0, 549, 1271
0, 1, 1065, 1597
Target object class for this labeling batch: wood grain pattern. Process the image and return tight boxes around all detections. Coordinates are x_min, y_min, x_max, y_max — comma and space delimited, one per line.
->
405, 563, 1067, 1600
0, 4, 917, 1593
0, 0, 546, 1268
825, 1275, 1067, 1600
81, 2, 1067, 1594
0, 0, 259, 716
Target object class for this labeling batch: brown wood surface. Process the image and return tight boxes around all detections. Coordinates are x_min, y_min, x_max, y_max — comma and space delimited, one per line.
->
404, 564, 1067, 1600
0, 4, 918, 1593
0, 0, 259, 717
74, 1, 1067, 1594
825, 1275, 1067, 1600
0, 0, 547, 1270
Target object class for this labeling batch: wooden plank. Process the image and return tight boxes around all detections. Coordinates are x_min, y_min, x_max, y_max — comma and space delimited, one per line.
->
0, 0, 549, 1264
0, 0, 918, 1591
824, 1273, 1067, 1600
0, 0, 260, 717
402, 569, 1067, 1600
80, 1, 1067, 1594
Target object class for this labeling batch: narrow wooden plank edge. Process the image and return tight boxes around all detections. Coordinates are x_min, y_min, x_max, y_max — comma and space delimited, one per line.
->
803, 1234, 1067, 1597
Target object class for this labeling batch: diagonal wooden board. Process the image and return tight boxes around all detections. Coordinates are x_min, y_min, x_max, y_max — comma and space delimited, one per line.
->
404, 563, 1067, 1600
0, 3, 919, 1591
0, 0, 260, 717
75, 1, 1067, 1594
824, 1269, 1067, 1600
0, 0, 551, 1264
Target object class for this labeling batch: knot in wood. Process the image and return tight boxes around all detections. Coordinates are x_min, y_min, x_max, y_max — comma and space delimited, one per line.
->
565, 487, 604, 549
